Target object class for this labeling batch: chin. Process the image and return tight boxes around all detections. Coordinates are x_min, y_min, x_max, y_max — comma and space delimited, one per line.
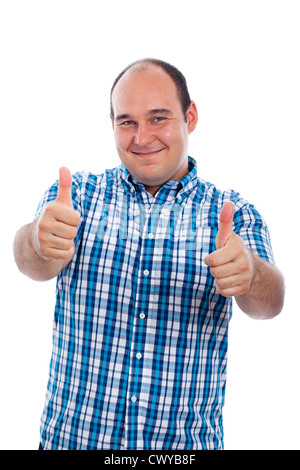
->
136, 169, 165, 186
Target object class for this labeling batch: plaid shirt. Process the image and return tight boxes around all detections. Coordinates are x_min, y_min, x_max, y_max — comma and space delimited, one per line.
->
36, 157, 274, 450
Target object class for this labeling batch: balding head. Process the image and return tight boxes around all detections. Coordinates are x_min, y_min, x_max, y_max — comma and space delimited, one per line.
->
110, 58, 191, 122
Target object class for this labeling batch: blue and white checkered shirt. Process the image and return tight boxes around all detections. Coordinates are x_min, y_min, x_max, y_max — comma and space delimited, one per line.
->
36, 157, 274, 450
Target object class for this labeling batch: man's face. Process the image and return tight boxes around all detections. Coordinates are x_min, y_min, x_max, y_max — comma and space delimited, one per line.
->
111, 66, 198, 195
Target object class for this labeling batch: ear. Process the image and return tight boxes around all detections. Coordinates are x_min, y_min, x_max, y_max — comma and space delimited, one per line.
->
186, 101, 198, 135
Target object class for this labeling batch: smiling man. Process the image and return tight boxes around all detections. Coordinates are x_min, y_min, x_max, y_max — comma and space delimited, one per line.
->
111, 63, 198, 195
14, 58, 284, 450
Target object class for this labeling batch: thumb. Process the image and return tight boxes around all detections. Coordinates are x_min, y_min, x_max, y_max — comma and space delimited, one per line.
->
56, 167, 73, 208
215, 201, 235, 249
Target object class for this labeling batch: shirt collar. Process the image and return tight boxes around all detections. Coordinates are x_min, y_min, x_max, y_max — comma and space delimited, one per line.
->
119, 156, 198, 201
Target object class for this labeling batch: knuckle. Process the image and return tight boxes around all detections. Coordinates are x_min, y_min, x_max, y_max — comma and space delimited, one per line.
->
37, 231, 45, 244
40, 246, 51, 259
61, 245, 75, 260
63, 228, 76, 241
65, 239, 74, 250
70, 226, 78, 239
37, 231, 50, 248
50, 250, 65, 260
210, 267, 217, 278
38, 218, 48, 232
218, 278, 226, 289
66, 209, 80, 226
241, 258, 249, 271
59, 250, 72, 260
209, 252, 216, 266
216, 284, 227, 297
57, 238, 71, 250
44, 202, 56, 215
73, 211, 81, 225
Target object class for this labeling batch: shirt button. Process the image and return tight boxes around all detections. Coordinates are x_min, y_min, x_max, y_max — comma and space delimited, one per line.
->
136, 352, 142, 360
131, 396, 137, 403
145, 204, 151, 210
130, 187, 134, 193
139, 312, 145, 319
148, 233, 154, 239
143, 270, 149, 276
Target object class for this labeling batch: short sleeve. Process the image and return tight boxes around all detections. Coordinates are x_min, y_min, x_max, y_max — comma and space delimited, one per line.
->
233, 203, 275, 264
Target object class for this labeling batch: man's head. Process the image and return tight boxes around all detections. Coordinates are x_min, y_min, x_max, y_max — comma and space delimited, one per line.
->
110, 59, 198, 195
110, 59, 192, 122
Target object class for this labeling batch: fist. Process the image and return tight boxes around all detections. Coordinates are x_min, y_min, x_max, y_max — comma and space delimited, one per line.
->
34, 167, 80, 261
204, 202, 254, 297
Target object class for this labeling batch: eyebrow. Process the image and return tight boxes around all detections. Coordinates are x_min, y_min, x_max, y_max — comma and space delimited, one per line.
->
147, 108, 174, 116
114, 108, 174, 122
114, 113, 131, 123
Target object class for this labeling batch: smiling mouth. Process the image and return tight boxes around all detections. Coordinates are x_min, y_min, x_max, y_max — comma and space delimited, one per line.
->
131, 148, 165, 157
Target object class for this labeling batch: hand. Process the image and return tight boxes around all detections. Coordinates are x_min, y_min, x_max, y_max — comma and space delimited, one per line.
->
34, 167, 80, 261
204, 201, 254, 297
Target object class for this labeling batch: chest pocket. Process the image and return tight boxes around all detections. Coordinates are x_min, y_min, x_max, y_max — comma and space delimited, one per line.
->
172, 226, 216, 287
150, 225, 216, 293
89, 199, 141, 242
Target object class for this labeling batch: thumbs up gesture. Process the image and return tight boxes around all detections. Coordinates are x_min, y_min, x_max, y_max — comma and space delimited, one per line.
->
35, 167, 80, 261
56, 167, 75, 208
204, 202, 254, 298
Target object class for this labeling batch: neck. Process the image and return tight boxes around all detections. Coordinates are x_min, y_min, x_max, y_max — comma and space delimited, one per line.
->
144, 184, 163, 196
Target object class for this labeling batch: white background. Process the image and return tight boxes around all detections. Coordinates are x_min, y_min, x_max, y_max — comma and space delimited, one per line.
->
1, 0, 299, 450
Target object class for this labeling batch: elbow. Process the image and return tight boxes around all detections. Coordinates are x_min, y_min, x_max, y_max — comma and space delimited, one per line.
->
270, 271, 286, 318
245, 303, 283, 320
267, 290, 285, 319
244, 306, 281, 320
249, 304, 283, 320
246, 275, 285, 320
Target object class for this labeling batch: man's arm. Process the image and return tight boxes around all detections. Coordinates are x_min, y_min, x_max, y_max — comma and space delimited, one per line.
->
204, 202, 285, 319
234, 250, 284, 319
13, 167, 80, 281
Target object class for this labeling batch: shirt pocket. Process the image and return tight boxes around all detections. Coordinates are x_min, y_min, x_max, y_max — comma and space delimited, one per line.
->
88, 199, 140, 243
170, 226, 216, 291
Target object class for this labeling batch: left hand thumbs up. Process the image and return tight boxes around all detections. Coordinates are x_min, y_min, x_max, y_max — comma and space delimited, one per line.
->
205, 201, 254, 298
215, 201, 235, 249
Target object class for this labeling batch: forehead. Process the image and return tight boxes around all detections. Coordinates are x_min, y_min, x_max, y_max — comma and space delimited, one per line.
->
112, 66, 180, 115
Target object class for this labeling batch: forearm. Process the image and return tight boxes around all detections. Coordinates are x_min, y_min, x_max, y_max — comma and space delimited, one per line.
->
235, 251, 285, 319
13, 221, 68, 281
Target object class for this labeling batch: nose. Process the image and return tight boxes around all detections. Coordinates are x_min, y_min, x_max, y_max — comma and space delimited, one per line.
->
133, 122, 155, 146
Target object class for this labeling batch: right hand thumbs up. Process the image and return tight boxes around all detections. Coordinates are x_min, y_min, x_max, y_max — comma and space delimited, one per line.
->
34, 167, 80, 262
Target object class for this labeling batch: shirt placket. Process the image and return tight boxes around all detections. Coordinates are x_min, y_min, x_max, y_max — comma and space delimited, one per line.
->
122, 193, 155, 449
122, 184, 185, 449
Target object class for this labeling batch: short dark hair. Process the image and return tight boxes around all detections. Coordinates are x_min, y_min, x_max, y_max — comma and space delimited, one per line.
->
110, 58, 191, 122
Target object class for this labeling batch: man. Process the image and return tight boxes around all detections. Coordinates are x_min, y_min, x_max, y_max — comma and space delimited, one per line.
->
13, 58, 284, 450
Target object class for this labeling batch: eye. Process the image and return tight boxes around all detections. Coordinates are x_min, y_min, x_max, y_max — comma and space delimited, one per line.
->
119, 120, 136, 126
152, 116, 166, 123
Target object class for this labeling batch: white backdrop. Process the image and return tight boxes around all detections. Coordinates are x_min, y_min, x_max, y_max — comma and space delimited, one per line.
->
1, 0, 299, 450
